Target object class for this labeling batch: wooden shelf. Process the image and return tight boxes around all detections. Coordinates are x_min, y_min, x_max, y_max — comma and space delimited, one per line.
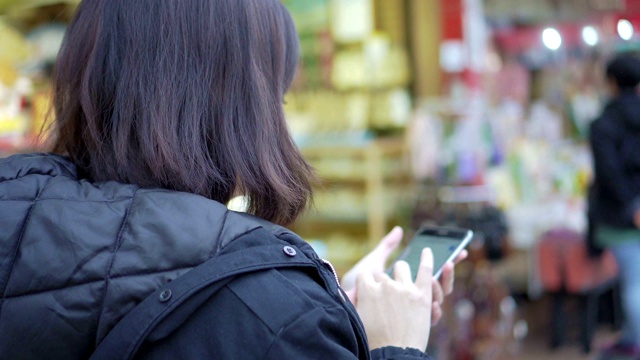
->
296, 137, 413, 249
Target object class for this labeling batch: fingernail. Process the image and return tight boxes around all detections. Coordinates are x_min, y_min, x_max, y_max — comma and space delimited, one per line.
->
422, 248, 433, 261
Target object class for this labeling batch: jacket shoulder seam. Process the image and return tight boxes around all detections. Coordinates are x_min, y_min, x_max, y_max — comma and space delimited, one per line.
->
212, 209, 230, 256
2, 265, 196, 300
0, 175, 55, 321
94, 187, 139, 345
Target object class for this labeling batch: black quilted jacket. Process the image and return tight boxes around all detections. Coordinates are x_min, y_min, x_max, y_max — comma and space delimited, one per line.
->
0, 153, 431, 359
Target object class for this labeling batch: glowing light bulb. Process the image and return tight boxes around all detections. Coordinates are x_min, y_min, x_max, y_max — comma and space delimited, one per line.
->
542, 28, 562, 51
618, 19, 634, 41
582, 26, 599, 46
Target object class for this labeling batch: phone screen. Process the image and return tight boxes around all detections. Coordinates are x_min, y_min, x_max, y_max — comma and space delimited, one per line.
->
388, 227, 473, 280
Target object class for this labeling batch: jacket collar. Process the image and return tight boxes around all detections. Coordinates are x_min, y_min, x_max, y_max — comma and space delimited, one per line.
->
0, 153, 77, 182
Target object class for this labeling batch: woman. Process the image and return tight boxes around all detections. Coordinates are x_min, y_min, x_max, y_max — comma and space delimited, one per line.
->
0, 1, 462, 358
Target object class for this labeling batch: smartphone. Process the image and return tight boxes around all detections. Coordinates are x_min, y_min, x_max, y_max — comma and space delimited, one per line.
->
387, 226, 473, 280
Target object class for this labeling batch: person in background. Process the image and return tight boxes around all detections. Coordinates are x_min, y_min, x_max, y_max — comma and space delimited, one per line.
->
589, 53, 640, 359
0, 1, 465, 359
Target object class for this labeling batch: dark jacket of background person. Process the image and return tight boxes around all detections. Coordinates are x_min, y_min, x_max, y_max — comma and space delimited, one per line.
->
0, 153, 431, 360
589, 89, 640, 230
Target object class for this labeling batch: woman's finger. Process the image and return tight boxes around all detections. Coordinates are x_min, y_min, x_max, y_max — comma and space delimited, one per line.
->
415, 248, 434, 290
374, 226, 404, 260
393, 260, 413, 285
340, 226, 404, 292
357, 272, 381, 294
454, 250, 468, 264
372, 271, 390, 283
431, 302, 442, 326
439, 262, 455, 296
432, 278, 444, 305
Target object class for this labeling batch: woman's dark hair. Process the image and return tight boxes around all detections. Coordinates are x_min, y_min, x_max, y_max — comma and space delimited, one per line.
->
51, 0, 317, 226
606, 53, 640, 90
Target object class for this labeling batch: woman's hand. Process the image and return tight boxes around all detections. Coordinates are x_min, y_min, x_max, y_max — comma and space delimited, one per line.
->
341, 227, 404, 295
355, 249, 434, 351
341, 226, 468, 325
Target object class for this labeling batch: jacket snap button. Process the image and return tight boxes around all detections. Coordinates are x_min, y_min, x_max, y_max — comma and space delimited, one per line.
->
283, 246, 297, 257
158, 289, 172, 302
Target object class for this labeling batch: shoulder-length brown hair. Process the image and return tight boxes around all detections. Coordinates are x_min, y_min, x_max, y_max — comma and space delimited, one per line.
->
51, 0, 316, 226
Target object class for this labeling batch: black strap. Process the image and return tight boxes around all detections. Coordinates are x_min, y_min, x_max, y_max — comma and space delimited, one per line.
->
90, 243, 315, 360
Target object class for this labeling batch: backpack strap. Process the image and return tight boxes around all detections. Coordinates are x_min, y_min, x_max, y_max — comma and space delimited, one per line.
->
90, 242, 316, 360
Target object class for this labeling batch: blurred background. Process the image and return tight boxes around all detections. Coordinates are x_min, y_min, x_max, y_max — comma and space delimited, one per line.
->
1, 0, 638, 359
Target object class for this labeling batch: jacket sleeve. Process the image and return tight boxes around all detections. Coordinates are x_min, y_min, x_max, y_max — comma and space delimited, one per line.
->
590, 118, 637, 215
263, 305, 432, 360
371, 346, 433, 359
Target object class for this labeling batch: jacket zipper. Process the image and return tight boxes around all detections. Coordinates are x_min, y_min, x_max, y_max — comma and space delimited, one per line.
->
321, 259, 340, 286
321, 258, 347, 303
321, 259, 369, 355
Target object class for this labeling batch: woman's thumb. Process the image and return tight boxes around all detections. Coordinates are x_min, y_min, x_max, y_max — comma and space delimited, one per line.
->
375, 226, 403, 258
